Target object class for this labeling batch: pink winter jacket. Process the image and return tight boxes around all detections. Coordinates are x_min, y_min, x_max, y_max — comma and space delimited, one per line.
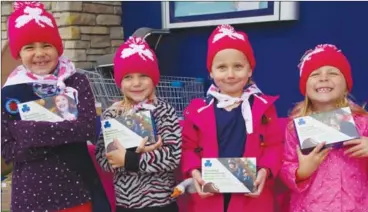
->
181, 95, 284, 212
280, 114, 368, 212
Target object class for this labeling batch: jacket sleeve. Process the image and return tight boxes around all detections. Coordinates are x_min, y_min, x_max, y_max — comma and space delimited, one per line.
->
363, 115, 368, 137
8, 74, 97, 149
94, 106, 124, 173
95, 131, 118, 173
257, 105, 284, 178
135, 104, 182, 173
180, 104, 202, 178
279, 122, 312, 193
1, 109, 53, 163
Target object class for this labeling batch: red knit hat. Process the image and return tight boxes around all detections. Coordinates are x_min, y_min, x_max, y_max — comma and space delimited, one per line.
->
113, 36, 160, 88
7, 1, 63, 59
298, 44, 352, 95
207, 24, 256, 72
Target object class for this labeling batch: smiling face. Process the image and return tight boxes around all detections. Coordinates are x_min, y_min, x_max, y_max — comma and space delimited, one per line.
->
121, 73, 155, 103
55, 95, 69, 112
210, 49, 252, 98
19, 42, 59, 75
305, 66, 347, 110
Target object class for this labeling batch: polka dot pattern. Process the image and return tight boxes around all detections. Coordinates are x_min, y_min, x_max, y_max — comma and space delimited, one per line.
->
1, 73, 96, 211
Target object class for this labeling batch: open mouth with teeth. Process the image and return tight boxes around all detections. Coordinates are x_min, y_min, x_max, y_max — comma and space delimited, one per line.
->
316, 87, 333, 93
33, 61, 49, 66
58, 103, 67, 110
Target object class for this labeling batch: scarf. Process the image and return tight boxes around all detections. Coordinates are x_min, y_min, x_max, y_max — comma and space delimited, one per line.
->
206, 83, 267, 134
3, 56, 78, 102
132, 99, 157, 112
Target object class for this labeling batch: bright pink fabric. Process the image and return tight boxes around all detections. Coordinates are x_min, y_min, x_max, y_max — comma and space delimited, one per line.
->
87, 144, 116, 212
176, 120, 188, 212
280, 115, 368, 212
272, 117, 291, 212
180, 95, 284, 212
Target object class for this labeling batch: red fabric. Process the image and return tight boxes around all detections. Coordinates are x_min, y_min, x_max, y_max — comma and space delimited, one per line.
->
176, 120, 188, 212
207, 24, 256, 72
8, 1, 63, 59
273, 118, 291, 212
57, 202, 92, 212
87, 144, 116, 212
298, 44, 352, 95
181, 95, 284, 212
113, 36, 160, 88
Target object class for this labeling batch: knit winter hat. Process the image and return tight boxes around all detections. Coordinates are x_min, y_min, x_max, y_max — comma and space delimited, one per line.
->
207, 24, 256, 72
7, 1, 63, 59
298, 44, 352, 95
113, 36, 160, 88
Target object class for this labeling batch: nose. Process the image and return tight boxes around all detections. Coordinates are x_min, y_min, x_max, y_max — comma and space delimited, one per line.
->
34, 47, 45, 57
318, 72, 329, 82
131, 77, 141, 86
227, 69, 235, 78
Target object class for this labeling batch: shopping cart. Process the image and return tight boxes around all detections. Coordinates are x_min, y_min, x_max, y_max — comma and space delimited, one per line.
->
78, 27, 206, 118
78, 68, 205, 118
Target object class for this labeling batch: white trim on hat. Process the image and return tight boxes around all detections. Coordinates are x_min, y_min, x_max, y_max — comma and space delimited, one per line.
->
15, 6, 54, 28
120, 37, 154, 61
212, 24, 245, 43
299, 44, 342, 77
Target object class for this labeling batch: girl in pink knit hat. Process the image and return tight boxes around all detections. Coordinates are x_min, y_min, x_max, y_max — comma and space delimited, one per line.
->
1, 1, 110, 212
178, 24, 284, 212
95, 36, 182, 212
280, 44, 368, 212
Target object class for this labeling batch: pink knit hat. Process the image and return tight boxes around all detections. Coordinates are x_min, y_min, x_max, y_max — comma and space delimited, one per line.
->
113, 36, 160, 88
7, 1, 63, 59
298, 44, 352, 95
207, 24, 256, 72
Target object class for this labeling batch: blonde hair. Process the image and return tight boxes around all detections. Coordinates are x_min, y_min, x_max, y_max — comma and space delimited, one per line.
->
288, 93, 367, 128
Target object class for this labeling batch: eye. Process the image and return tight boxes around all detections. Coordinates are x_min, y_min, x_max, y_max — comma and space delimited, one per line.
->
124, 75, 132, 79
43, 44, 52, 48
23, 46, 34, 50
310, 72, 319, 77
234, 64, 243, 69
216, 64, 227, 71
328, 71, 339, 76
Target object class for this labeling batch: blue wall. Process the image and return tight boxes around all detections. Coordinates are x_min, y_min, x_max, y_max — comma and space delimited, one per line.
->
121, 1, 368, 117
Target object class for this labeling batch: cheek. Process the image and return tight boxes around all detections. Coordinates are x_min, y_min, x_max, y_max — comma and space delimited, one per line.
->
211, 73, 226, 83
335, 79, 347, 90
19, 53, 32, 65
121, 80, 129, 89
305, 79, 316, 92
143, 79, 154, 90
48, 48, 59, 58
212, 77, 224, 87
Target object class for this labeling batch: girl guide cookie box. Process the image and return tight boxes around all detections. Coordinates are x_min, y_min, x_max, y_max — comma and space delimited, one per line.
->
17, 94, 78, 122
101, 110, 157, 153
293, 107, 359, 152
201, 158, 257, 193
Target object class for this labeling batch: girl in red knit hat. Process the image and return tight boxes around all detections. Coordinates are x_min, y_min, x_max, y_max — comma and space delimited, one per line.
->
280, 44, 368, 212
95, 36, 182, 212
1, 1, 110, 212
179, 24, 284, 212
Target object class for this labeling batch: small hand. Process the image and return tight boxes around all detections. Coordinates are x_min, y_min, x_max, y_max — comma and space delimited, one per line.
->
106, 138, 126, 168
296, 142, 331, 181
192, 169, 214, 198
344, 137, 368, 158
135, 135, 163, 153
244, 168, 267, 198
